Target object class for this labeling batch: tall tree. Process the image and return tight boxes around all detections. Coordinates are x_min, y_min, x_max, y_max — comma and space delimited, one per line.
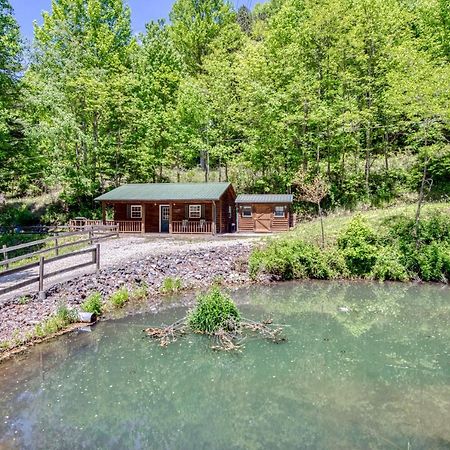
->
0, 0, 22, 192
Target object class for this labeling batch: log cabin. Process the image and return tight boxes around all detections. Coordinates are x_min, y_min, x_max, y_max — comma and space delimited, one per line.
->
235, 194, 294, 233
95, 182, 236, 234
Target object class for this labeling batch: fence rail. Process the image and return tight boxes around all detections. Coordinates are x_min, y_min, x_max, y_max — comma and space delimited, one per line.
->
1, 225, 118, 269
0, 245, 100, 298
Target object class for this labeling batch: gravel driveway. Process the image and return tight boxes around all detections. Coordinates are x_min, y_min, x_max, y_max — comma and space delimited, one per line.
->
0, 234, 261, 302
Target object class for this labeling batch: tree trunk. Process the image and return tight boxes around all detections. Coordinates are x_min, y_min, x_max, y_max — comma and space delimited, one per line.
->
318, 201, 325, 248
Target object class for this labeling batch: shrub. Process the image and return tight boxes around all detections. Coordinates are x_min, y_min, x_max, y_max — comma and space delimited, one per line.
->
109, 287, 130, 308
370, 247, 409, 282
81, 292, 103, 315
160, 277, 182, 294
337, 215, 379, 276
250, 238, 336, 281
188, 287, 241, 334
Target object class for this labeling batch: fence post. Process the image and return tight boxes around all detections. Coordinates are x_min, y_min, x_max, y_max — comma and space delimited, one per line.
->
89, 229, 93, 245
38, 256, 45, 300
2, 244, 8, 270
96, 243, 100, 273
55, 238, 59, 256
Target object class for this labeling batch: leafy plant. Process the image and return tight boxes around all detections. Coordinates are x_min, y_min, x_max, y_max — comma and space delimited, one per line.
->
130, 283, 149, 302
188, 287, 241, 334
81, 292, 103, 315
109, 287, 130, 308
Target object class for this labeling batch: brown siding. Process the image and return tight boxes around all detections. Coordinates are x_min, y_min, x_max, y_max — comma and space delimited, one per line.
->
218, 185, 236, 233
237, 203, 290, 233
110, 187, 237, 234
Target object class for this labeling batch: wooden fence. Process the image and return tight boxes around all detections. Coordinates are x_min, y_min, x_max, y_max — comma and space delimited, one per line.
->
0, 225, 118, 297
68, 219, 141, 233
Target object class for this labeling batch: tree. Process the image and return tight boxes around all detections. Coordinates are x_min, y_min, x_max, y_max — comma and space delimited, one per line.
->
293, 172, 330, 247
169, 0, 235, 73
0, 0, 22, 192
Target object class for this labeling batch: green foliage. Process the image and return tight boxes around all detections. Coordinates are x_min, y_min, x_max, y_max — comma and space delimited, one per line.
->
188, 287, 240, 333
81, 292, 103, 315
252, 211, 450, 283
337, 215, 379, 276
2, 0, 450, 216
109, 287, 130, 308
370, 247, 409, 282
160, 277, 182, 294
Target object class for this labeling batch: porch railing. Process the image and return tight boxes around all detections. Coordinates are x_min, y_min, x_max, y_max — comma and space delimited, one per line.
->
115, 221, 142, 233
172, 221, 212, 234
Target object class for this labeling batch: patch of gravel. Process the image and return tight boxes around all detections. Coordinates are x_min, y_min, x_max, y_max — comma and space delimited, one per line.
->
0, 237, 257, 346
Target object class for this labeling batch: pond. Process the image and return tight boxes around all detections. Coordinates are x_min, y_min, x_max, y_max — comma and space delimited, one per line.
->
0, 281, 449, 449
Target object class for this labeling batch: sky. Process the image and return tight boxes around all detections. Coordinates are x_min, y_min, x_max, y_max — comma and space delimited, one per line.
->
10, 0, 263, 42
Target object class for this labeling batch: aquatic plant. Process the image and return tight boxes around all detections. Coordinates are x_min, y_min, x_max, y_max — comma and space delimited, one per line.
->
144, 287, 285, 351
81, 292, 103, 315
188, 287, 240, 333
34, 303, 78, 337
130, 283, 149, 301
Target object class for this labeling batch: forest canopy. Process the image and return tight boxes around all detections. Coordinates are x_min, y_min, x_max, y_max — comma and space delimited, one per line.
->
1, 0, 449, 219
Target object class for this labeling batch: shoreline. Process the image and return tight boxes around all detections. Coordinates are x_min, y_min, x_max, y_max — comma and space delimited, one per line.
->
0, 241, 255, 363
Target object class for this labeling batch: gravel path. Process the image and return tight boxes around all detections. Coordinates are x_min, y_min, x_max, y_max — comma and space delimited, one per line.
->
0, 234, 261, 302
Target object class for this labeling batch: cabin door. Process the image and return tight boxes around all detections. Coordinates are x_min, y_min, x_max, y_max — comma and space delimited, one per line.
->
160, 205, 170, 233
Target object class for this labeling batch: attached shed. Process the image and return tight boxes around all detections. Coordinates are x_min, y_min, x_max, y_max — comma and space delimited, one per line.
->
95, 182, 236, 234
235, 194, 294, 233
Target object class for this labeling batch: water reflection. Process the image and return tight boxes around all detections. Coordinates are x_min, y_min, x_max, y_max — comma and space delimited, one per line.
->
0, 281, 449, 449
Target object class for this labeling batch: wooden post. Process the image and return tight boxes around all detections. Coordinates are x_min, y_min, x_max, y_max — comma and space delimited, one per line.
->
212, 201, 217, 235
102, 202, 106, 225
141, 203, 146, 234
2, 244, 8, 270
169, 204, 173, 234
89, 229, 93, 245
55, 238, 59, 256
95, 244, 100, 273
38, 256, 45, 300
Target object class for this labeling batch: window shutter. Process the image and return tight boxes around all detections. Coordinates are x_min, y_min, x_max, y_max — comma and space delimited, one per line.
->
185, 205, 189, 219
201, 205, 205, 219
126, 204, 131, 219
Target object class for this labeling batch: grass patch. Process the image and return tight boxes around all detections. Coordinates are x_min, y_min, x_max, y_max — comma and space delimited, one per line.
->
188, 287, 241, 334
130, 283, 149, 302
160, 277, 182, 295
34, 303, 78, 337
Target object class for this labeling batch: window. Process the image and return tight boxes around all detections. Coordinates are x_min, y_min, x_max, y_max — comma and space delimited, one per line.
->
189, 205, 201, 218
130, 205, 142, 219
274, 206, 285, 218
242, 206, 252, 218
228, 206, 232, 219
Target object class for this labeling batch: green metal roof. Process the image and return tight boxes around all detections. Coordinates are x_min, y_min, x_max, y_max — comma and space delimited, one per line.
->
235, 194, 293, 204
95, 182, 232, 202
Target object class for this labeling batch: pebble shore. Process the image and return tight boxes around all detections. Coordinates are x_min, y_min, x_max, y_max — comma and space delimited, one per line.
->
0, 242, 254, 346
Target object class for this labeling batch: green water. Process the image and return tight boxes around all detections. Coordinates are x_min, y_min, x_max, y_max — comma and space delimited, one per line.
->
0, 281, 449, 450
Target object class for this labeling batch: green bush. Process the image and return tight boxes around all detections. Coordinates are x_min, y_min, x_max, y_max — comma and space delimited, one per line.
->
249, 239, 333, 281
337, 215, 379, 276
370, 247, 409, 281
188, 287, 241, 333
109, 287, 130, 308
81, 292, 103, 315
